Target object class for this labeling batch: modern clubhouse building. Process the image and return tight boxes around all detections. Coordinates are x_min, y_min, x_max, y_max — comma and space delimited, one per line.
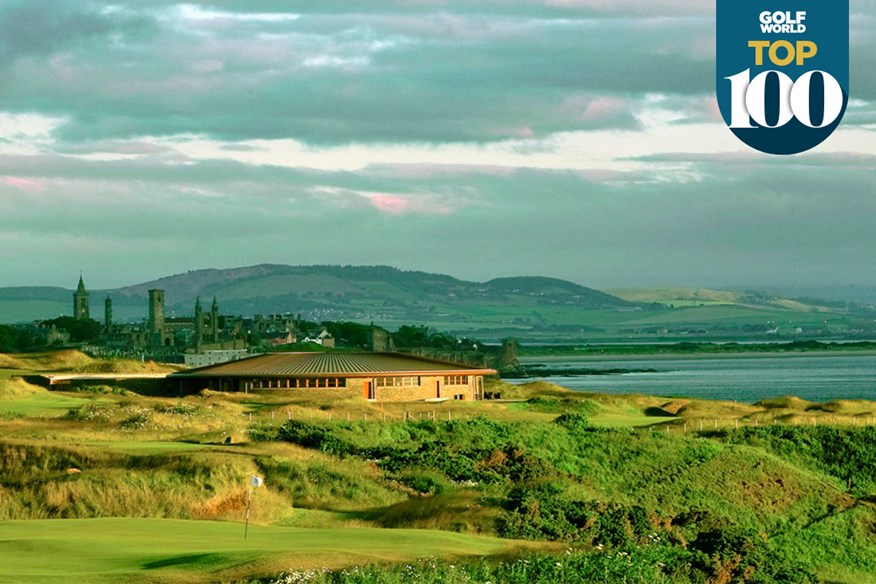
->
170, 352, 496, 401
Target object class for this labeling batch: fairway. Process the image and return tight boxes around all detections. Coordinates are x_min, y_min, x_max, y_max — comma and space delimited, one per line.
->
0, 392, 90, 417
0, 518, 539, 584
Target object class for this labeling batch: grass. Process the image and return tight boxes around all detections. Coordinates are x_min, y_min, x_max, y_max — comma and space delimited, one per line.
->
770, 504, 876, 583
0, 349, 177, 374
73, 440, 215, 454
0, 517, 542, 584
0, 367, 29, 379
0, 377, 94, 417
2, 350, 876, 582
0, 391, 91, 417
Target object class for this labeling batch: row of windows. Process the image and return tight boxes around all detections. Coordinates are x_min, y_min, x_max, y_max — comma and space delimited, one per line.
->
252, 378, 346, 389
248, 375, 469, 389
376, 376, 420, 387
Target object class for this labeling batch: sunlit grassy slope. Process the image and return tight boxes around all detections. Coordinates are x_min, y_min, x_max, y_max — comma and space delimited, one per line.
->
0, 518, 539, 584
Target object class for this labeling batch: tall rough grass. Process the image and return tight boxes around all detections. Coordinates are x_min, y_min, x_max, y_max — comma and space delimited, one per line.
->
0, 442, 287, 522
267, 545, 816, 584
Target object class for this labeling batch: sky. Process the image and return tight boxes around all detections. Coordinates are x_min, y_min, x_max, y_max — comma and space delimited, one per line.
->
1, 0, 875, 291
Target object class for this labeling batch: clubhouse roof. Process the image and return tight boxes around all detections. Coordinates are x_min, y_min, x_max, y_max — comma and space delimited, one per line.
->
170, 352, 496, 401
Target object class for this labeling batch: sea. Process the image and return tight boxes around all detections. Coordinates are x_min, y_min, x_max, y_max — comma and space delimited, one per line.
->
514, 353, 876, 403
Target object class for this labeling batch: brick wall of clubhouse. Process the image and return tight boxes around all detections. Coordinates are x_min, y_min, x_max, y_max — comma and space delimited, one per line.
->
186, 375, 479, 401
351, 376, 476, 401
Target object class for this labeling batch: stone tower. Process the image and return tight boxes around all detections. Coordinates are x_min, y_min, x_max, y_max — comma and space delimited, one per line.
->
210, 297, 220, 344
73, 275, 89, 320
104, 295, 113, 333
148, 289, 165, 337
368, 324, 394, 352
194, 296, 204, 350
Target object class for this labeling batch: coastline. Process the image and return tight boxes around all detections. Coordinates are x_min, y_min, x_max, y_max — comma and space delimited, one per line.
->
519, 349, 876, 363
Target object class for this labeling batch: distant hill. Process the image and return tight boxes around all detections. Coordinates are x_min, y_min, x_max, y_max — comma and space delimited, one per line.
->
4, 268, 871, 341
0, 265, 635, 325
136, 265, 638, 319
607, 287, 841, 312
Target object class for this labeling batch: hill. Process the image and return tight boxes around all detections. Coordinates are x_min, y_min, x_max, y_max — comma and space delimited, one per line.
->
2, 267, 872, 341
608, 287, 838, 312
0, 264, 636, 327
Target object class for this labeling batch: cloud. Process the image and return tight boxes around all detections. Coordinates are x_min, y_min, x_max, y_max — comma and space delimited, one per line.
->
1, 0, 875, 292
0, 4, 717, 146
1, 176, 43, 191
0, 0, 154, 62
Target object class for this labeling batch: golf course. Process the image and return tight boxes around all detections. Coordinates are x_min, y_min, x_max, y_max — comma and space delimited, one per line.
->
2, 350, 876, 583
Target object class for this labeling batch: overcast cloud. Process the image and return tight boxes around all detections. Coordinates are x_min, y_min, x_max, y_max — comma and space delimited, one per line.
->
1, 1, 874, 290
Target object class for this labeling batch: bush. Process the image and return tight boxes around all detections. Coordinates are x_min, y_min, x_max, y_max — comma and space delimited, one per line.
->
527, 396, 598, 415
120, 410, 151, 430
65, 403, 112, 422
277, 420, 355, 457
553, 413, 590, 432
248, 422, 280, 442
396, 470, 451, 495
722, 426, 876, 495
691, 526, 818, 583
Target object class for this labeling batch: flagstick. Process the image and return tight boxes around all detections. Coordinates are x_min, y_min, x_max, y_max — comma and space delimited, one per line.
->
244, 482, 253, 540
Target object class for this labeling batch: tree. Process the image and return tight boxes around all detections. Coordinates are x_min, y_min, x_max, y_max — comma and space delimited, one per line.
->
0, 325, 17, 352
42, 317, 102, 343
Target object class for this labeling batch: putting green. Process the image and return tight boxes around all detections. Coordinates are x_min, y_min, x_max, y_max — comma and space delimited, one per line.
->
0, 518, 535, 583
0, 392, 89, 417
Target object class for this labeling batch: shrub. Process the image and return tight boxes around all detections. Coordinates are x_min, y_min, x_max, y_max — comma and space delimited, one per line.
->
65, 403, 112, 422
553, 413, 590, 432
691, 526, 818, 583
722, 426, 876, 495
248, 422, 280, 442
396, 470, 451, 495
277, 420, 355, 457
120, 410, 151, 430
